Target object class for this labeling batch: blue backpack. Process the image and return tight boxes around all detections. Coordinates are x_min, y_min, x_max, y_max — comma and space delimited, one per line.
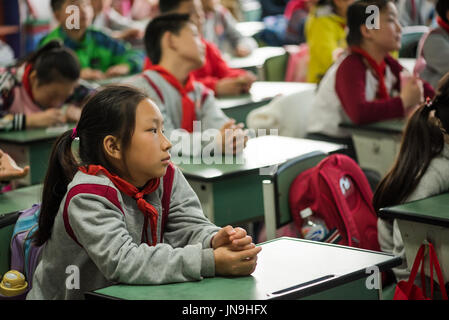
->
9, 204, 44, 294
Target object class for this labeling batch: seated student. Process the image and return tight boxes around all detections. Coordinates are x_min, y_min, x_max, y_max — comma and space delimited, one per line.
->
306, 0, 434, 159
157, 0, 257, 97
41, 0, 143, 81
397, 0, 435, 27
0, 40, 86, 131
91, 0, 144, 42
306, 0, 354, 83
0, 149, 29, 182
27, 85, 261, 300
373, 73, 449, 286
126, 14, 247, 156
420, 0, 449, 89
201, 0, 258, 57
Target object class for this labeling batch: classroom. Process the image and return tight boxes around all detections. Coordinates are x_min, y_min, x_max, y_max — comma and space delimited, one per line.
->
0, 0, 448, 306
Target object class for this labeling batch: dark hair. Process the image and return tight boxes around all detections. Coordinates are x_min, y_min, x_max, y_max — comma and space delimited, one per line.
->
34, 85, 148, 246
346, 0, 392, 46
372, 73, 449, 213
144, 14, 191, 65
50, 0, 66, 12
436, 0, 449, 23
17, 40, 80, 85
159, 0, 190, 13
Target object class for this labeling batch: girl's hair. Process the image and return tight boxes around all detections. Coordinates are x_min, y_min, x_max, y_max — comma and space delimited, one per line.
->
436, 0, 449, 23
34, 85, 148, 246
372, 73, 449, 213
17, 40, 80, 85
346, 0, 392, 46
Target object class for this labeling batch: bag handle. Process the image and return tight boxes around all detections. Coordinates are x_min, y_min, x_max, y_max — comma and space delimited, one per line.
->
428, 242, 448, 300
404, 244, 426, 297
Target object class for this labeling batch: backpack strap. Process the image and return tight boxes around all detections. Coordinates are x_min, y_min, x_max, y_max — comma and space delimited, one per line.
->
160, 163, 175, 243
63, 184, 125, 247
142, 73, 165, 103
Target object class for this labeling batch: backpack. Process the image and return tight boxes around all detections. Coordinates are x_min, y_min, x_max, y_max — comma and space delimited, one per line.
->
288, 154, 380, 251
9, 204, 44, 293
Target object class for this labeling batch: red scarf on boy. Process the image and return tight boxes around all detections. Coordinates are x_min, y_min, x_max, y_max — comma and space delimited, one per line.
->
22, 63, 35, 102
437, 16, 449, 34
79, 165, 161, 246
350, 47, 388, 99
147, 65, 197, 133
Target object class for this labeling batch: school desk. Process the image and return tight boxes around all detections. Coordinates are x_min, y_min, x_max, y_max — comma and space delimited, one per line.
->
0, 124, 75, 185
217, 81, 316, 124
0, 184, 43, 276
85, 237, 402, 300
226, 46, 287, 80
174, 135, 342, 227
339, 119, 404, 176
379, 193, 449, 285
235, 21, 264, 38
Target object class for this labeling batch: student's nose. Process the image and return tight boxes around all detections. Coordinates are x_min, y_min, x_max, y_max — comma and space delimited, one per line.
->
161, 132, 172, 151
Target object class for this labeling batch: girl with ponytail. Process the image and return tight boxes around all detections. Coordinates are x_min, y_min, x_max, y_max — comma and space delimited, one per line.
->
373, 72, 449, 284
27, 85, 261, 300
0, 40, 88, 131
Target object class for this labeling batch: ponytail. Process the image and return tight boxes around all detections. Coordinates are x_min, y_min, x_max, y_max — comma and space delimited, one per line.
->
16, 40, 80, 86
33, 130, 78, 246
373, 94, 449, 212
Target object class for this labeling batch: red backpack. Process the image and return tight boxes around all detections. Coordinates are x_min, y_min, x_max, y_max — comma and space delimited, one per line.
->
289, 154, 380, 251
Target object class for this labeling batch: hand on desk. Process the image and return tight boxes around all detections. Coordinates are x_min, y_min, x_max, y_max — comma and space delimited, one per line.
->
80, 68, 106, 81
105, 64, 131, 78
0, 150, 29, 181
212, 225, 262, 276
27, 109, 65, 128
64, 104, 82, 123
217, 119, 249, 155
215, 73, 256, 96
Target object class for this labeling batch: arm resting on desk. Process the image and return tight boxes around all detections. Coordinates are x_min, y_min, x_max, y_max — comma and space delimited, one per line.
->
67, 193, 215, 284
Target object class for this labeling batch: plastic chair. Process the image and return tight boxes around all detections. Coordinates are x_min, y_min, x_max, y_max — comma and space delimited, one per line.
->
399, 25, 429, 58
262, 151, 328, 241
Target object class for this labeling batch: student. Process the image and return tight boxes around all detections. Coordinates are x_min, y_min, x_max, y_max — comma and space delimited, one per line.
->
305, 0, 354, 83
91, 0, 144, 42
0, 149, 29, 181
397, 0, 435, 27
419, 0, 449, 89
27, 85, 261, 300
373, 73, 449, 285
201, 0, 258, 57
0, 40, 85, 131
157, 0, 256, 97
41, 0, 143, 81
127, 14, 247, 156
306, 0, 434, 158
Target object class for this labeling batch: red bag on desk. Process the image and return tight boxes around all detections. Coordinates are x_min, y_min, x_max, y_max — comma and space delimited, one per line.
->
394, 242, 448, 300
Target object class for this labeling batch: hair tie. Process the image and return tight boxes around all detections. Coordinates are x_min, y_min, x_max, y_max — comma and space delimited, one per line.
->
426, 97, 435, 110
71, 127, 78, 140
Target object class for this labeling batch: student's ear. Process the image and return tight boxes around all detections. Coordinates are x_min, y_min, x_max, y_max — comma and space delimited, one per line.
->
29, 70, 39, 88
360, 24, 373, 41
103, 135, 122, 160
163, 31, 178, 52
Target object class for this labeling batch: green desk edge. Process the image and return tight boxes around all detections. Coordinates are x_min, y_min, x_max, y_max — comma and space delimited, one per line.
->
379, 192, 449, 228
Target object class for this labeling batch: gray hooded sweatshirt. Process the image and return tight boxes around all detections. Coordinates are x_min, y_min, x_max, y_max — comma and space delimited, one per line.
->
27, 166, 220, 300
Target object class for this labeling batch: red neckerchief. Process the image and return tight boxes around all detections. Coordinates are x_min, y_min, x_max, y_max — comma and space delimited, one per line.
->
22, 63, 35, 102
79, 165, 161, 246
147, 65, 197, 133
437, 16, 449, 34
350, 46, 388, 99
